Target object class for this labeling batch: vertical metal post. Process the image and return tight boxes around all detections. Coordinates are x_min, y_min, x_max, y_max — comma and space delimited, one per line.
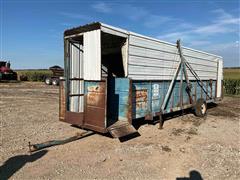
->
180, 63, 183, 110
177, 40, 193, 104
159, 111, 163, 129
64, 39, 70, 111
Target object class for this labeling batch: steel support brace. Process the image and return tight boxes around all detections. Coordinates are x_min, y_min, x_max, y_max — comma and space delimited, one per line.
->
161, 61, 182, 112
159, 39, 209, 129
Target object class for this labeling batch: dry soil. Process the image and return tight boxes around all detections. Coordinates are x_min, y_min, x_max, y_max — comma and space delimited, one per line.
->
0, 82, 239, 180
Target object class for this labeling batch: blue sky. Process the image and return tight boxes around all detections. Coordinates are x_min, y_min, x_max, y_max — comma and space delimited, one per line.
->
1, 0, 239, 69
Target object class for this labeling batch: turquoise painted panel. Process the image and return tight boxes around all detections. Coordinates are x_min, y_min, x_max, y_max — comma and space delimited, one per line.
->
132, 81, 152, 118
108, 78, 130, 121
84, 79, 217, 121
131, 80, 217, 119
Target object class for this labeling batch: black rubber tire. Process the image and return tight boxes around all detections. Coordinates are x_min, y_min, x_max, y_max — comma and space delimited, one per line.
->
194, 98, 207, 117
52, 78, 59, 86
45, 77, 52, 85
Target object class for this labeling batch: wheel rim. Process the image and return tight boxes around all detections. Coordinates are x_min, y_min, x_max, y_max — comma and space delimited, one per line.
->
46, 79, 50, 84
201, 103, 206, 114
53, 80, 58, 85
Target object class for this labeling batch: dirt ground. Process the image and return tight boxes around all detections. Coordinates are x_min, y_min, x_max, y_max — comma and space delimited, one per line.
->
0, 82, 239, 180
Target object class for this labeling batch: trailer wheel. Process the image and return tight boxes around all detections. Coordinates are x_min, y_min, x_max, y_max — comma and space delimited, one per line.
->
45, 77, 52, 85
194, 98, 207, 117
52, 78, 59, 86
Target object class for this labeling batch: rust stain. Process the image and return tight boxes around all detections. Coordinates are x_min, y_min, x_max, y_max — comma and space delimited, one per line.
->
88, 85, 105, 92
86, 83, 106, 107
135, 89, 148, 101
87, 92, 105, 107
59, 80, 66, 121
135, 89, 148, 109
127, 79, 133, 124
136, 101, 148, 109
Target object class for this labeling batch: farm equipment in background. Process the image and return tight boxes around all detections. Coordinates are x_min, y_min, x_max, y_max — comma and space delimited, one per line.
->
45, 65, 64, 86
0, 61, 17, 81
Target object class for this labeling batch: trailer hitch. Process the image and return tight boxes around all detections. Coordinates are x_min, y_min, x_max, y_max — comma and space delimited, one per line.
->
28, 131, 94, 153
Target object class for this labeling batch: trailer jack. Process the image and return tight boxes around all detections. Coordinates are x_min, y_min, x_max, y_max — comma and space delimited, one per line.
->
28, 131, 94, 153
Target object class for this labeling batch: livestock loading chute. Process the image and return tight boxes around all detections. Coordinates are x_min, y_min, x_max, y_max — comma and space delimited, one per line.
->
59, 22, 223, 138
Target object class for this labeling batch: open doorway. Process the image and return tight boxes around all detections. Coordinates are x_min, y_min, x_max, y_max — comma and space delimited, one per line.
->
101, 32, 127, 79
67, 35, 84, 113
101, 32, 128, 126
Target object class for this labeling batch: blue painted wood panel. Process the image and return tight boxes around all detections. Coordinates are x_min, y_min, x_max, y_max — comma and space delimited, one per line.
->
131, 80, 217, 119
107, 78, 130, 122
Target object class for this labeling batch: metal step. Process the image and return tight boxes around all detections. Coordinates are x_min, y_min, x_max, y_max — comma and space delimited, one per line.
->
107, 121, 137, 138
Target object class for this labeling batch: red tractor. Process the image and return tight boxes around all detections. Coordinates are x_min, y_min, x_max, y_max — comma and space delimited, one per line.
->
0, 61, 17, 81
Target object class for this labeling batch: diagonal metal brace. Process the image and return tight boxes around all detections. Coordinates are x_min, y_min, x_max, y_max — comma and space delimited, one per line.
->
161, 39, 193, 112
177, 40, 211, 99
161, 60, 182, 112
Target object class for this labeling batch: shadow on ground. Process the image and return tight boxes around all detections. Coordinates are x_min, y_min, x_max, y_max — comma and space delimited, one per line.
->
176, 170, 203, 180
0, 150, 48, 180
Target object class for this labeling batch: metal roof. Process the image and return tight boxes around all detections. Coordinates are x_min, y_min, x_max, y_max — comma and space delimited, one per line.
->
64, 22, 222, 58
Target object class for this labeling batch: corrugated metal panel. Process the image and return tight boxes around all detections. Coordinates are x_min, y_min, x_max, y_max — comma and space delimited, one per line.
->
129, 31, 222, 58
128, 56, 218, 71
101, 23, 129, 38
128, 33, 221, 80
129, 46, 218, 67
83, 30, 101, 80
217, 59, 223, 97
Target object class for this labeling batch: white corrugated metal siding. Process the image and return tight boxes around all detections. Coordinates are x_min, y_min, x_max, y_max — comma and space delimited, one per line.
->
83, 29, 101, 80
65, 22, 223, 96
217, 59, 223, 98
128, 33, 222, 80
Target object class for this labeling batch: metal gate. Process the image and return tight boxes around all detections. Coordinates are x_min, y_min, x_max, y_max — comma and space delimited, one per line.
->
69, 42, 84, 113
61, 80, 107, 132
84, 81, 107, 132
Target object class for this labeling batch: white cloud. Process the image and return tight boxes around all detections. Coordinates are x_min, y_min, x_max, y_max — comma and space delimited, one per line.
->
92, 2, 112, 13
193, 24, 234, 34
113, 4, 148, 21
91, 3, 173, 28
158, 8, 239, 43
121, 5, 173, 27
212, 8, 239, 25
205, 42, 240, 67
157, 9, 239, 67
144, 15, 172, 28
192, 9, 239, 35
188, 40, 211, 46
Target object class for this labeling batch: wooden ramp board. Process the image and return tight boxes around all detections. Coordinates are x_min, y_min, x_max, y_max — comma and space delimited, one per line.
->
107, 121, 137, 138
